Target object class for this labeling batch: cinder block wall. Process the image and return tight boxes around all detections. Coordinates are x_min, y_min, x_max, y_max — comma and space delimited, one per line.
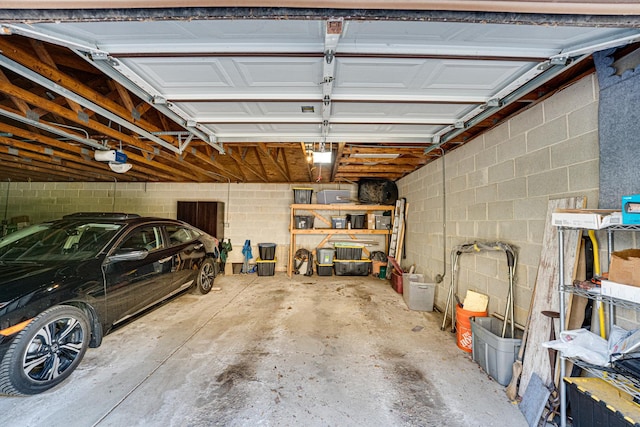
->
0, 182, 361, 272
397, 74, 622, 327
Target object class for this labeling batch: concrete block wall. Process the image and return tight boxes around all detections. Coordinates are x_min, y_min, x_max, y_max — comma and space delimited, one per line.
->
0, 181, 362, 272
397, 74, 637, 327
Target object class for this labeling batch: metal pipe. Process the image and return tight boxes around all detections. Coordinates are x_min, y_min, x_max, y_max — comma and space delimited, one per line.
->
558, 227, 567, 427
3, 178, 9, 222
435, 147, 446, 284
111, 176, 117, 212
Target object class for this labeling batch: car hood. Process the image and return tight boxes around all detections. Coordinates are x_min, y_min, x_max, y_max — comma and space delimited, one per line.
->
0, 263, 73, 303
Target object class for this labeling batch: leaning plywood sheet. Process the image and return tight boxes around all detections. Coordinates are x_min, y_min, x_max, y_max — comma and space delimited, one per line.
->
518, 197, 585, 398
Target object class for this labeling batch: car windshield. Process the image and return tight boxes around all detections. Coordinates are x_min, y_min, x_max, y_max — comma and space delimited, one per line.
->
0, 221, 123, 262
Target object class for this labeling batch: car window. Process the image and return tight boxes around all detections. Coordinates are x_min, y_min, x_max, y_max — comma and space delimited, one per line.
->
0, 222, 121, 262
165, 224, 200, 246
118, 226, 164, 252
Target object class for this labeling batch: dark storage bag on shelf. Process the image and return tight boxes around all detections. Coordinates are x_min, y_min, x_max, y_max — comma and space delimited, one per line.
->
358, 178, 398, 205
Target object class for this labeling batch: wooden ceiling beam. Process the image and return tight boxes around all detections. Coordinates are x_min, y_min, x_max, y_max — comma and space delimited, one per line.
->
253, 146, 269, 180
227, 147, 266, 182
0, 80, 238, 182
340, 157, 427, 166
0, 71, 30, 114
279, 147, 292, 181
331, 142, 345, 182
0, 161, 79, 182
257, 142, 289, 181
0, 137, 149, 181
0, 135, 162, 182
336, 172, 403, 180
111, 81, 137, 117
0, 151, 108, 182
338, 164, 416, 173
28, 38, 84, 115
0, 120, 193, 182
227, 151, 249, 182
344, 146, 427, 155
0, 38, 179, 148
300, 142, 313, 182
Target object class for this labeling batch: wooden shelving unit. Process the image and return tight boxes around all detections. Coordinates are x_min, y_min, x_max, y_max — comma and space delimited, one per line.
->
288, 204, 394, 277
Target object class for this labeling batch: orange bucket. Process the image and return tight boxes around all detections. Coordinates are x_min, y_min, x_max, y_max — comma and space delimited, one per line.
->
456, 304, 488, 352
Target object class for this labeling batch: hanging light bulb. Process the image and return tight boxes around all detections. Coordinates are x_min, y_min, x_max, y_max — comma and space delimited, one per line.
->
306, 143, 313, 163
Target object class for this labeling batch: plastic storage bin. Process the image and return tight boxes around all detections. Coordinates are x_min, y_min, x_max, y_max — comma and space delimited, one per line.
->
334, 259, 371, 276
402, 273, 424, 305
257, 258, 277, 276
347, 214, 366, 229
331, 216, 346, 229
258, 243, 276, 260
471, 316, 521, 385
402, 274, 435, 312
334, 243, 363, 260
294, 215, 314, 229
375, 215, 392, 230
406, 282, 435, 311
316, 262, 333, 276
293, 188, 313, 204
316, 248, 335, 264
565, 377, 640, 427
316, 189, 350, 204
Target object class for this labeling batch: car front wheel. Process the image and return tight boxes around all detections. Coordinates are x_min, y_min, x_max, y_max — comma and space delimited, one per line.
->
195, 257, 217, 294
0, 305, 90, 396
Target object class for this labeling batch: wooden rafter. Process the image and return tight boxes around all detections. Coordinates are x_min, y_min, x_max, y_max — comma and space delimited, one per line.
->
257, 143, 289, 181
331, 142, 345, 182
227, 147, 266, 182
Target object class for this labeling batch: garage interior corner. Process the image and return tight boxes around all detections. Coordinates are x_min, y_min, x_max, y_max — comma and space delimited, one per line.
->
1, 274, 525, 427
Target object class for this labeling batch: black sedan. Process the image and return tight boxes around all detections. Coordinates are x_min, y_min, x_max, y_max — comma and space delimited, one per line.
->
0, 213, 219, 396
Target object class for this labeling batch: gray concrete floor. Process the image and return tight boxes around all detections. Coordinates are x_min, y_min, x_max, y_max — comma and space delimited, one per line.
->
1, 274, 527, 427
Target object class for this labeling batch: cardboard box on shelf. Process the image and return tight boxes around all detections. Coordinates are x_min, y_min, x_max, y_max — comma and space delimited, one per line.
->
367, 213, 376, 229
609, 249, 640, 287
551, 209, 621, 229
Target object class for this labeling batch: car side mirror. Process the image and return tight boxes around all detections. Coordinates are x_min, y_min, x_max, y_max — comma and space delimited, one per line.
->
107, 249, 149, 263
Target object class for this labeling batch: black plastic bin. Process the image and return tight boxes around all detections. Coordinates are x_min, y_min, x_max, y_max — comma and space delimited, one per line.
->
347, 214, 366, 229
334, 259, 372, 276
316, 262, 333, 276
335, 245, 363, 260
258, 243, 276, 260
293, 188, 313, 204
294, 215, 314, 229
257, 258, 277, 276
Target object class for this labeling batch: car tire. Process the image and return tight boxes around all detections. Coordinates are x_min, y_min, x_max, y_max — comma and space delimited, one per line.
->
0, 305, 90, 396
194, 257, 216, 295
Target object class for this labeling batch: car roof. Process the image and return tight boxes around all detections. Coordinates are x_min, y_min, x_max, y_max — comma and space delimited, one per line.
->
58, 213, 186, 227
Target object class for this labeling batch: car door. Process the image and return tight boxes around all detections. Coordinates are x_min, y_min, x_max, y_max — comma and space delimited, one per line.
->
102, 224, 174, 325
163, 223, 207, 290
